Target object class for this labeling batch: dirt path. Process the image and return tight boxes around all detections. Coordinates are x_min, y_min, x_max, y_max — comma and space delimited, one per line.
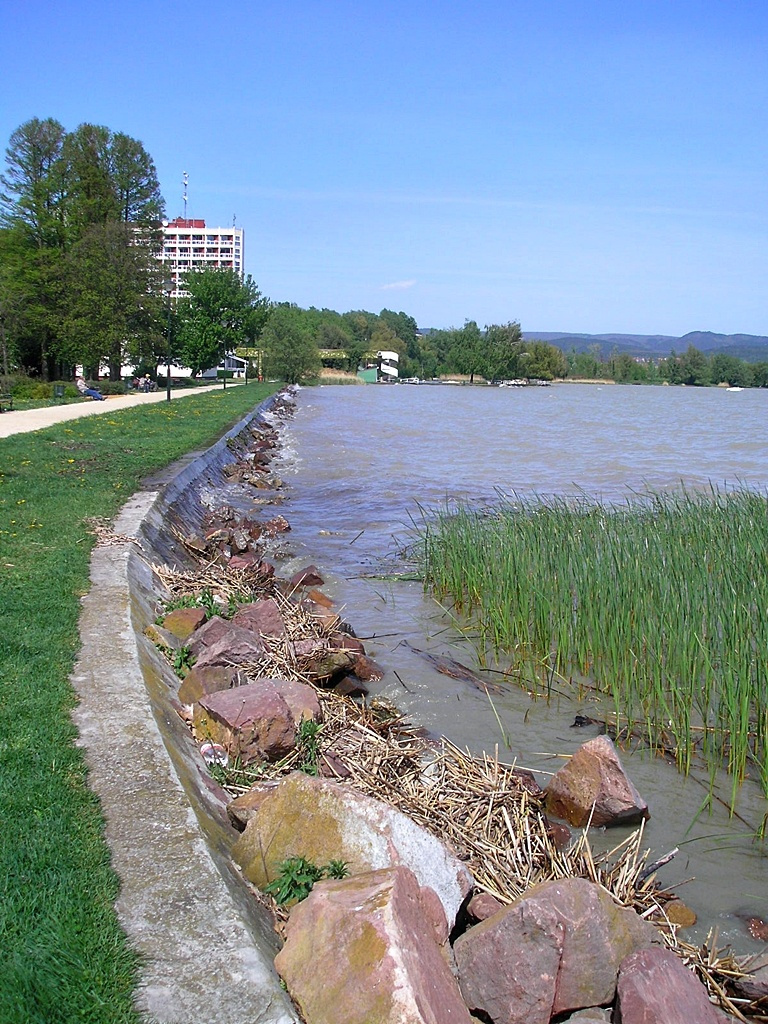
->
0, 382, 245, 439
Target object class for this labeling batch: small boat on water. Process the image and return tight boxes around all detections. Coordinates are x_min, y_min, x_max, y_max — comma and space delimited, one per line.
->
727, 386, 744, 392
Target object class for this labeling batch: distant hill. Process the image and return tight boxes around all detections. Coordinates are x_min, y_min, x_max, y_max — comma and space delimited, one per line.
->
523, 331, 768, 361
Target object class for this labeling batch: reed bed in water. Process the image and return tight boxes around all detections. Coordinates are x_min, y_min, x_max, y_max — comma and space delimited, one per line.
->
417, 486, 768, 804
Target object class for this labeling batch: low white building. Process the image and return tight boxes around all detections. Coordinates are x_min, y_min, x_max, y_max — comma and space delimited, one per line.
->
378, 350, 399, 380
201, 354, 248, 379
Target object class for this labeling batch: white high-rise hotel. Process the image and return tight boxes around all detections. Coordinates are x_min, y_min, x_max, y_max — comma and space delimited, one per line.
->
158, 218, 245, 298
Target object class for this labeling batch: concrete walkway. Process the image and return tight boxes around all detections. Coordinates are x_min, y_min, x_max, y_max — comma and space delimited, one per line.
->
72, 489, 296, 1024
0, 381, 244, 439
71, 393, 297, 1023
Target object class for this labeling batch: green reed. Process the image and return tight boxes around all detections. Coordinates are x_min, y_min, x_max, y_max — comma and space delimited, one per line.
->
418, 486, 768, 802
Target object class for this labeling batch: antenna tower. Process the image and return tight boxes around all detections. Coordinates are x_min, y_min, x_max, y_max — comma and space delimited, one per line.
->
182, 171, 189, 221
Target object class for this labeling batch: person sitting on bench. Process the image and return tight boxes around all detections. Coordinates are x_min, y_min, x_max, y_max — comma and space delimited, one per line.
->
76, 375, 105, 401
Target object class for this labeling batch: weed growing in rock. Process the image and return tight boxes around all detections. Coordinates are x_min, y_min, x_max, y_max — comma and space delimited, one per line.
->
324, 858, 350, 880
172, 646, 193, 676
295, 719, 322, 775
226, 590, 252, 618
264, 856, 349, 905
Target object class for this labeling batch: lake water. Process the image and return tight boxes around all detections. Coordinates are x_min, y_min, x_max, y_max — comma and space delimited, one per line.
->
273, 381, 768, 950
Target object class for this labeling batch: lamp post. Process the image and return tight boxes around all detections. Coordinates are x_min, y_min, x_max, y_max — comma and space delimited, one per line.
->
163, 279, 174, 402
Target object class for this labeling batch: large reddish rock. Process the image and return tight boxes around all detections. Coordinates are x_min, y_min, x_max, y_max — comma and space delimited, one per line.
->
534, 878, 659, 1014
247, 675, 321, 725
232, 598, 286, 637
466, 891, 505, 923
455, 897, 564, 1024
290, 564, 325, 588
193, 681, 295, 763
351, 654, 384, 681
455, 877, 659, 1024
262, 514, 291, 536
615, 947, 726, 1023
161, 606, 207, 640
232, 771, 473, 928
229, 551, 262, 569
177, 665, 241, 705
193, 625, 268, 670
328, 631, 366, 656
275, 866, 473, 1024
186, 615, 232, 656
544, 735, 650, 828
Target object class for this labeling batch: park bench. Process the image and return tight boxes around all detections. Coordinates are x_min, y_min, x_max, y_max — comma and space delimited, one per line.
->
0, 393, 14, 413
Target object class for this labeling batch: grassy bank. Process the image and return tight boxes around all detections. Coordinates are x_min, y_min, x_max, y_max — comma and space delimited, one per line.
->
418, 487, 768, 809
0, 382, 278, 1024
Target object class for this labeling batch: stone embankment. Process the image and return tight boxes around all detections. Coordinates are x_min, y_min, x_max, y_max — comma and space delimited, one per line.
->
132, 387, 763, 1023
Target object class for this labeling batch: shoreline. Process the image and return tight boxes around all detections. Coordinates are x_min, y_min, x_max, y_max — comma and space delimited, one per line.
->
78, 386, 761, 1022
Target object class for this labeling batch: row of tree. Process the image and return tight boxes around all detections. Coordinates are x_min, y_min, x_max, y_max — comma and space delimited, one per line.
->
567, 344, 768, 388
253, 305, 570, 383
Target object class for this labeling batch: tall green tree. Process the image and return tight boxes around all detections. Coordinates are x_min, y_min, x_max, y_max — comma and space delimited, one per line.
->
0, 118, 165, 377
678, 344, 711, 386
110, 132, 165, 225
61, 123, 116, 232
0, 230, 27, 374
710, 353, 752, 388
450, 320, 484, 382
522, 339, 567, 380
484, 321, 523, 380
177, 268, 270, 376
262, 305, 321, 384
0, 117, 68, 247
60, 221, 163, 378
379, 309, 418, 350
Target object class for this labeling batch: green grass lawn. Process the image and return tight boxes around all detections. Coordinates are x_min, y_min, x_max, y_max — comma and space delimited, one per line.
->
0, 382, 279, 1024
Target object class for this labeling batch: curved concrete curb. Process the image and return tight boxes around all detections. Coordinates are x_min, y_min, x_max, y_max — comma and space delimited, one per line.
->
71, 396, 299, 1024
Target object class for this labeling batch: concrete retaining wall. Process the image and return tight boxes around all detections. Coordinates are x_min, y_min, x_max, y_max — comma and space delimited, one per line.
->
72, 393, 299, 1024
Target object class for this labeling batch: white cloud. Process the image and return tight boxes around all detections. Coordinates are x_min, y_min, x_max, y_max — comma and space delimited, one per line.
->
380, 279, 416, 291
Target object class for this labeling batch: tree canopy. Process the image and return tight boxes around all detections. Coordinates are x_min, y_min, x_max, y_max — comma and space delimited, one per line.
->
0, 117, 164, 378
177, 268, 270, 377
262, 305, 321, 384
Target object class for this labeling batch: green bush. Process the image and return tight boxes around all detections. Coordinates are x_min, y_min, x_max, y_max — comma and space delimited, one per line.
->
50, 380, 79, 399
4, 375, 57, 399
3, 376, 83, 400
98, 380, 128, 395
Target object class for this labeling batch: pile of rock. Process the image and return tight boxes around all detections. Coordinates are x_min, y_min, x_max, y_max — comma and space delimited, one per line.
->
225, 769, 726, 1024
152, 568, 739, 1022
154, 575, 384, 765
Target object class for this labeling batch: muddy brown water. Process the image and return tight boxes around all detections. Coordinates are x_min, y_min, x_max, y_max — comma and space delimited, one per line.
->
266, 382, 768, 953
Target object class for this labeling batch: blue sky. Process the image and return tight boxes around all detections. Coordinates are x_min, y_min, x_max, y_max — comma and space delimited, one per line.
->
2, 0, 766, 335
